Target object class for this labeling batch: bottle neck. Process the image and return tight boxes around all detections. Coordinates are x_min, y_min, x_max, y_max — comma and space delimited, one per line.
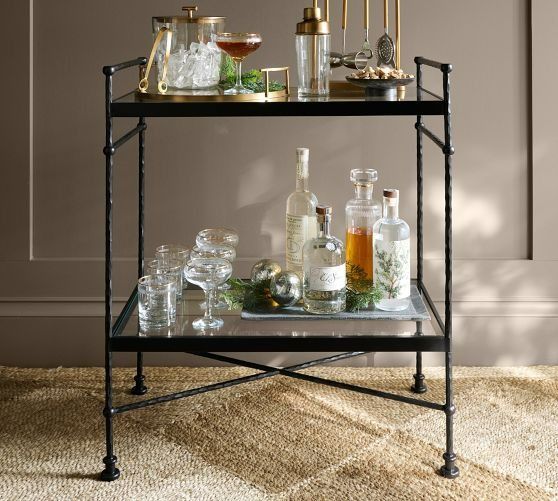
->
354, 183, 374, 200
383, 200, 399, 220
296, 160, 309, 192
318, 218, 331, 237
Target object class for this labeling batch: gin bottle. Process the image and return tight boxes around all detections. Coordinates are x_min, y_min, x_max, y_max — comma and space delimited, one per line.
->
373, 189, 411, 311
303, 205, 346, 314
286, 148, 318, 277
345, 168, 381, 284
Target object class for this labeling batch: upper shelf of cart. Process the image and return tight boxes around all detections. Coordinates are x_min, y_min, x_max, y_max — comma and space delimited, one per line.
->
110, 85, 446, 118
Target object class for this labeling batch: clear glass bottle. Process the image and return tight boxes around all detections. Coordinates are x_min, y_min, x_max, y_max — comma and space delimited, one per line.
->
373, 189, 411, 311
345, 169, 381, 285
303, 205, 346, 314
296, 5, 330, 97
286, 148, 318, 277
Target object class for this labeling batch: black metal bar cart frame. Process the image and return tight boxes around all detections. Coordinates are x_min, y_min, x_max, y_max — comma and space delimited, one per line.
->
100, 55, 458, 481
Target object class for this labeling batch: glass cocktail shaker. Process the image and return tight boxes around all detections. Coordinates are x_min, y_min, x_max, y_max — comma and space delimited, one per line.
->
296, 1, 330, 97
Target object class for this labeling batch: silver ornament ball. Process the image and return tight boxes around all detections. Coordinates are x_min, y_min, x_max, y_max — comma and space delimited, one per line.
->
251, 259, 282, 284
270, 271, 302, 306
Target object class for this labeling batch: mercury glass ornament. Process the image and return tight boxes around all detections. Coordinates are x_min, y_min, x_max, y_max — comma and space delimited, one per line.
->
250, 259, 282, 284
270, 271, 302, 306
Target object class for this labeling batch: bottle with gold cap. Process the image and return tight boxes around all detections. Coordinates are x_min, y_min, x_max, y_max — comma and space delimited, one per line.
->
296, 0, 331, 97
303, 204, 346, 314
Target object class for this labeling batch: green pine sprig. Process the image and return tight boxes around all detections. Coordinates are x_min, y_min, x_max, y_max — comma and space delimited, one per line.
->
219, 54, 286, 93
345, 263, 384, 312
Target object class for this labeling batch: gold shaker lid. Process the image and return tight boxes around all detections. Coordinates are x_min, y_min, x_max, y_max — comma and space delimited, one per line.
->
296, 5, 330, 35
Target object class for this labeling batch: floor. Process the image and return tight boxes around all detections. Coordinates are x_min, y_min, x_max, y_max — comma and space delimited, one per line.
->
0, 366, 556, 500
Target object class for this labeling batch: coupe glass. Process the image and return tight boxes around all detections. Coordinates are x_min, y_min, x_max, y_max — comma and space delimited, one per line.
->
185, 258, 232, 330
196, 228, 239, 249
216, 33, 262, 95
191, 244, 236, 309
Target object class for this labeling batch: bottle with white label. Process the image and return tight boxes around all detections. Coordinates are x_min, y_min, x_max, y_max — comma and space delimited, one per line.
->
303, 205, 346, 314
373, 189, 411, 311
286, 147, 318, 277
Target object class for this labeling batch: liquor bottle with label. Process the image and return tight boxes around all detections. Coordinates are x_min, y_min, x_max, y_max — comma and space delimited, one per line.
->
345, 168, 381, 285
286, 148, 318, 277
373, 189, 411, 311
303, 205, 346, 314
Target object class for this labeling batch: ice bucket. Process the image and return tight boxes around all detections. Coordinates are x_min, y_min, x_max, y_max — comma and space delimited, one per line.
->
152, 6, 226, 89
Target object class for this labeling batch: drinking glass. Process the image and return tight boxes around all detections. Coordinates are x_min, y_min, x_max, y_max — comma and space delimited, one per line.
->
185, 258, 232, 330
147, 258, 184, 299
196, 228, 239, 249
138, 275, 177, 329
155, 244, 190, 288
216, 33, 262, 95
191, 244, 236, 309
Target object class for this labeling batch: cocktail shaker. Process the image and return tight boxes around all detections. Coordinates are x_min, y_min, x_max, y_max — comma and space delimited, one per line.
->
296, 1, 330, 97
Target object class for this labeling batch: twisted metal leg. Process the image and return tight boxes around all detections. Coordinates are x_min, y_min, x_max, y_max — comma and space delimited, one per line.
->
411, 322, 427, 394
131, 352, 148, 395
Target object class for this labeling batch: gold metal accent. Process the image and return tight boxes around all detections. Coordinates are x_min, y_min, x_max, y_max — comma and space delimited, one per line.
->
261, 67, 290, 98
296, 1, 330, 35
139, 27, 173, 94
384, 0, 389, 28
395, 0, 401, 69
181, 6, 198, 19
364, 0, 369, 30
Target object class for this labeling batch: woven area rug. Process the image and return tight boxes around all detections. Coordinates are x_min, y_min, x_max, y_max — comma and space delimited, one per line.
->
0, 366, 556, 500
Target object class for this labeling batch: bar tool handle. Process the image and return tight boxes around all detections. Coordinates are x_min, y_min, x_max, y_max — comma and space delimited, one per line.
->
342, 0, 348, 29
384, 0, 388, 30
364, 0, 369, 30
395, 0, 400, 69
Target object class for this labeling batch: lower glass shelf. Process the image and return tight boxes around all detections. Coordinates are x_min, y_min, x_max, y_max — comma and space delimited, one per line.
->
109, 285, 446, 353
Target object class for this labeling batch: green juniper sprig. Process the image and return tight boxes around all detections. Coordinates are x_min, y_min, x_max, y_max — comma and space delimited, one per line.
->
221, 277, 275, 310
345, 263, 383, 312
220, 55, 285, 93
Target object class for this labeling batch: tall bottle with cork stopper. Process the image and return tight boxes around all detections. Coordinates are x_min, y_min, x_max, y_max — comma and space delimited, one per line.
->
286, 148, 318, 278
373, 189, 411, 311
345, 168, 381, 285
303, 204, 346, 314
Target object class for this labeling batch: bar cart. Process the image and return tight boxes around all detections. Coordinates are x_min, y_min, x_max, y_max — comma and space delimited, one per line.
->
100, 56, 458, 481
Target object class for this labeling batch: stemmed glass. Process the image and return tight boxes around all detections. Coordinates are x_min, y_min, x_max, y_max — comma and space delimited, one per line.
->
185, 258, 232, 330
216, 33, 263, 95
191, 244, 236, 309
196, 228, 239, 249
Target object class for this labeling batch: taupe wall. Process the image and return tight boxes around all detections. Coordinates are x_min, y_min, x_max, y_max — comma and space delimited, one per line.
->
1, 0, 557, 367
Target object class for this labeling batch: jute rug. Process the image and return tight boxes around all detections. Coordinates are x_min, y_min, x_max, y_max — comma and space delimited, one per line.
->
0, 366, 556, 500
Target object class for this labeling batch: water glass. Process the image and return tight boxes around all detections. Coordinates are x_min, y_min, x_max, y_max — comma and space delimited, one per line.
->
155, 244, 190, 288
138, 275, 177, 329
147, 258, 184, 299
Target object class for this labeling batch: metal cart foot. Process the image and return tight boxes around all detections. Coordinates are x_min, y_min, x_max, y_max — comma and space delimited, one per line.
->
411, 371, 427, 394
131, 374, 148, 395
100, 454, 120, 481
440, 453, 459, 479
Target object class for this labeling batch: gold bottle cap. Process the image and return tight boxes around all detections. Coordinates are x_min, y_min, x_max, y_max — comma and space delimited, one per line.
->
296, 6, 330, 35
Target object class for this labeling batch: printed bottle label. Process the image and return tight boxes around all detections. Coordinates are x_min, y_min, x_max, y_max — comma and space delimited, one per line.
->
309, 264, 346, 291
286, 214, 316, 267
373, 237, 410, 299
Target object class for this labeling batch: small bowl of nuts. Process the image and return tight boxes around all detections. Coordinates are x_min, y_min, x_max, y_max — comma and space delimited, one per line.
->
346, 66, 415, 96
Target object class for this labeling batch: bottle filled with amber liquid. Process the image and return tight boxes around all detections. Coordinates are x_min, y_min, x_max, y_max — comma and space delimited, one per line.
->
345, 169, 381, 286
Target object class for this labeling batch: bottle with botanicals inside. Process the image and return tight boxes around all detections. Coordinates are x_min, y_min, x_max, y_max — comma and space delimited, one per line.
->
373, 189, 411, 311
286, 148, 318, 277
303, 205, 346, 314
345, 169, 381, 285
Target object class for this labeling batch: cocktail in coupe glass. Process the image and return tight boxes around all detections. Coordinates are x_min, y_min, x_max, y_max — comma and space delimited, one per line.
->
185, 258, 232, 330
216, 33, 262, 95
